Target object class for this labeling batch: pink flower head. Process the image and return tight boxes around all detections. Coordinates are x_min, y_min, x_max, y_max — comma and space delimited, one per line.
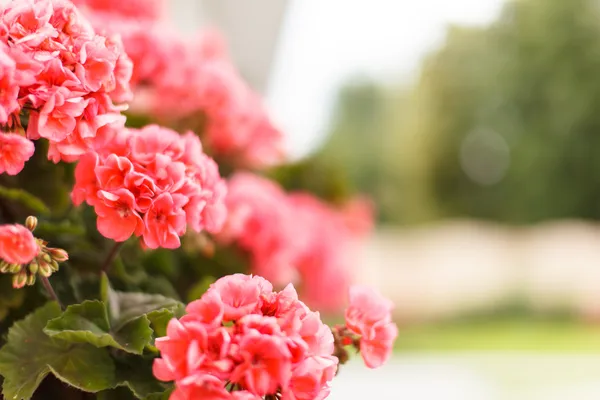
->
0, 224, 39, 264
0, 0, 132, 163
359, 321, 398, 369
0, 133, 35, 175
343, 285, 398, 369
345, 285, 394, 339
153, 274, 339, 398
72, 125, 226, 249
208, 274, 273, 321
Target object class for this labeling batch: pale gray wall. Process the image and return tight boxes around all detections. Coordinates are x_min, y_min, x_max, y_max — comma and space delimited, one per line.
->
169, 0, 289, 92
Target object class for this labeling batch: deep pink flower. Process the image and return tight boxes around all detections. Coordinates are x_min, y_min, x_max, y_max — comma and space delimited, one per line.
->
231, 331, 292, 396
0, 224, 39, 264
209, 274, 273, 321
142, 192, 187, 249
0, 133, 35, 175
95, 188, 144, 242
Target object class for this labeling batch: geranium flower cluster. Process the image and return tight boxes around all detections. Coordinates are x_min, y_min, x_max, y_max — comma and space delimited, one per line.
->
0, 0, 133, 172
72, 2, 284, 168
0, 217, 68, 288
71, 124, 227, 249
153, 274, 339, 400
334, 286, 398, 369
219, 173, 374, 311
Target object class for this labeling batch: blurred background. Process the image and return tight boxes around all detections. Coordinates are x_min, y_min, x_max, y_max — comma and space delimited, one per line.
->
176, 0, 600, 398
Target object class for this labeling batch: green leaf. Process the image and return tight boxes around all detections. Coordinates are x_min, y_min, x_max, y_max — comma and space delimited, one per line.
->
100, 274, 184, 331
45, 276, 184, 355
44, 301, 153, 355
0, 185, 49, 215
0, 303, 117, 400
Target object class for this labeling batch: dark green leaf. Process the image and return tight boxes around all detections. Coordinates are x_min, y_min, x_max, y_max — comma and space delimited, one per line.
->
44, 301, 153, 355
0, 303, 117, 400
100, 274, 184, 331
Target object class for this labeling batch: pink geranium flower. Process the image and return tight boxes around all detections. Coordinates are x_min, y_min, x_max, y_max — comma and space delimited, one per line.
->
142, 192, 187, 249
153, 274, 340, 399
345, 285, 394, 339
0, 0, 132, 163
343, 285, 398, 369
95, 188, 144, 242
208, 274, 273, 321
231, 331, 292, 396
0, 133, 35, 175
359, 322, 398, 369
0, 224, 39, 264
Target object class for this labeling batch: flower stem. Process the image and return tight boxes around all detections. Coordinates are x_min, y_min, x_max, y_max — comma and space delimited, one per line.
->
101, 242, 124, 274
41, 276, 62, 309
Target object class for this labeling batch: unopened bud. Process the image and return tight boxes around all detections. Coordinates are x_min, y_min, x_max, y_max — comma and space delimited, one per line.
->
38, 261, 52, 278
8, 264, 22, 274
42, 253, 52, 263
12, 271, 27, 289
49, 260, 59, 272
25, 216, 38, 232
0, 261, 10, 273
28, 262, 39, 275
47, 248, 68, 262
26, 274, 36, 286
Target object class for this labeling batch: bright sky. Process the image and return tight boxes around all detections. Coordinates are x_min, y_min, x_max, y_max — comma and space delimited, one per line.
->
265, 0, 505, 159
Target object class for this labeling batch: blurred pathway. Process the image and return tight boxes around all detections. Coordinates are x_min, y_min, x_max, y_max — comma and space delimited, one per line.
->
330, 354, 600, 400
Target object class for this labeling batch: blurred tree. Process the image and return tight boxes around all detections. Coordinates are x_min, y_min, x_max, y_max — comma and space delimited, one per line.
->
414, 0, 600, 223
308, 0, 600, 225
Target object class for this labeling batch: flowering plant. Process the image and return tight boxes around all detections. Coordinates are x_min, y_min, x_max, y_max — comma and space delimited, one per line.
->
0, 1, 396, 399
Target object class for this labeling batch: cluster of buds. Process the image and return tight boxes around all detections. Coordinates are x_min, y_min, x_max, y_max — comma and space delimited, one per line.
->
0, 217, 68, 289
332, 325, 359, 366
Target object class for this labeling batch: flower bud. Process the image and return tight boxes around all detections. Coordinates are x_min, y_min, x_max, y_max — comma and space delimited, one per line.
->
26, 273, 36, 286
25, 216, 38, 232
28, 262, 39, 275
38, 261, 53, 278
8, 264, 22, 274
49, 260, 59, 272
42, 253, 52, 263
0, 261, 10, 273
12, 271, 27, 289
47, 248, 69, 262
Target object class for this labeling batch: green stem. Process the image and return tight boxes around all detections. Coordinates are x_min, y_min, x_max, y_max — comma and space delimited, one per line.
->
101, 242, 124, 274
41, 276, 62, 309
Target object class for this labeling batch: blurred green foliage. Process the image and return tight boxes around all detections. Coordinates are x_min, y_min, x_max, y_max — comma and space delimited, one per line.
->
317, 0, 600, 224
